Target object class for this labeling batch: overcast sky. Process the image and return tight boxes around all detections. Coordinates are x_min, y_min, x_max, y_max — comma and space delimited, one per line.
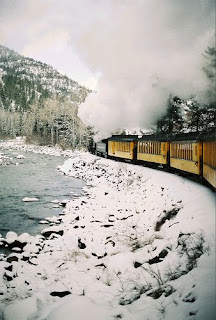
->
0, 0, 109, 89
0, 0, 215, 137
0, 0, 214, 90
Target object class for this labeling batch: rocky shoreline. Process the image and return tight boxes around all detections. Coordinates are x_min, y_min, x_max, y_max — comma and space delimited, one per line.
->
0, 145, 215, 320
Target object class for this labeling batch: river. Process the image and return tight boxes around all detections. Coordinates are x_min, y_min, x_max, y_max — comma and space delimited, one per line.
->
0, 149, 85, 238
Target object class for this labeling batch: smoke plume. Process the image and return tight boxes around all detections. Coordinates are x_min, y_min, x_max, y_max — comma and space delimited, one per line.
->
76, 0, 215, 140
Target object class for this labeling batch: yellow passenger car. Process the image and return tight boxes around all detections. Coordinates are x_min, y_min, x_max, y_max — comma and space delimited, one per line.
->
202, 133, 216, 189
137, 137, 169, 165
107, 135, 138, 161
170, 135, 202, 175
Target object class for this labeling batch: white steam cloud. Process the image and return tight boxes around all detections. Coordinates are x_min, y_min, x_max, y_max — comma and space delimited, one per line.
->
76, 0, 215, 140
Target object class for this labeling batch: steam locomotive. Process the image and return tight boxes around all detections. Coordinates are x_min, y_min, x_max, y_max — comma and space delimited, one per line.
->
91, 128, 216, 190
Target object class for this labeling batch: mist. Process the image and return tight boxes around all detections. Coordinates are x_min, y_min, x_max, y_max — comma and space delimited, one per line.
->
0, 0, 214, 140
76, 0, 215, 140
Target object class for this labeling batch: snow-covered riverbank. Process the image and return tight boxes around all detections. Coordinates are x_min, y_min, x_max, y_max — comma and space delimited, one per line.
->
0, 149, 215, 320
0, 139, 78, 159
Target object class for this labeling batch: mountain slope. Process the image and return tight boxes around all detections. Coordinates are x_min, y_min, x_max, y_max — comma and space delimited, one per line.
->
0, 45, 92, 148
0, 44, 89, 111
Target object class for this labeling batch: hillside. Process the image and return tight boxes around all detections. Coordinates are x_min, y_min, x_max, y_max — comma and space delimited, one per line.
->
0, 45, 92, 148
0, 44, 89, 111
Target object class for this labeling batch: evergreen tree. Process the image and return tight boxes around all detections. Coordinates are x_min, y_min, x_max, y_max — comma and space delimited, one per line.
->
202, 37, 216, 108
157, 96, 183, 133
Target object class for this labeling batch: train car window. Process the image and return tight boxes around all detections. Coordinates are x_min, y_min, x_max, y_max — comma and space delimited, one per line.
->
116, 141, 131, 152
171, 142, 193, 160
138, 141, 162, 154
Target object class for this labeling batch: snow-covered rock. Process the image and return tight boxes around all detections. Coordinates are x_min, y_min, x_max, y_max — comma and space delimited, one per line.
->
22, 197, 39, 202
0, 151, 215, 320
16, 154, 25, 159
41, 226, 64, 238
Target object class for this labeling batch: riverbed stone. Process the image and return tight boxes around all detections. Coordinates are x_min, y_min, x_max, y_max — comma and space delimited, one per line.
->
11, 247, 22, 253
41, 226, 64, 238
4, 271, 14, 282
59, 199, 69, 207
5, 232, 18, 245
6, 253, 19, 263
50, 291, 71, 298
22, 197, 39, 202
39, 220, 49, 224
8, 240, 27, 250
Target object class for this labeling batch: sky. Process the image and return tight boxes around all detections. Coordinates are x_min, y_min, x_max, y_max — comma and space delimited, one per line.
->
0, 0, 105, 89
0, 0, 215, 138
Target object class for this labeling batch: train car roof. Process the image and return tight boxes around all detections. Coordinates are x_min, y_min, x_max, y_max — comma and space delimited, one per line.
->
138, 128, 216, 142
170, 128, 216, 142
107, 135, 138, 142
105, 128, 215, 143
138, 134, 170, 142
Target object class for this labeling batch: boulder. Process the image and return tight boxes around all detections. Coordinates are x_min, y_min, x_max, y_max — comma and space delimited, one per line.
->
41, 226, 64, 238
7, 253, 19, 263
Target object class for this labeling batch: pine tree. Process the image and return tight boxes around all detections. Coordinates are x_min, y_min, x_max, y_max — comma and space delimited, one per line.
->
202, 37, 216, 108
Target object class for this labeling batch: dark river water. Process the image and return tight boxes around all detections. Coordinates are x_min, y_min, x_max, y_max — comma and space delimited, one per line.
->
0, 149, 85, 238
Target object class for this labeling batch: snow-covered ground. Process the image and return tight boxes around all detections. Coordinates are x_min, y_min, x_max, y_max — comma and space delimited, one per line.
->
0, 139, 76, 159
0, 145, 215, 320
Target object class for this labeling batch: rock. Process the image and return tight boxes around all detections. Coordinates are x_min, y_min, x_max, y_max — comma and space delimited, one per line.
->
23, 243, 40, 254
28, 258, 38, 266
108, 215, 115, 222
54, 220, 61, 224
9, 239, 27, 250
41, 226, 64, 238
21, 253, 30, 261
7, 254, 19, 263
91, 252, 107, 259
105, 239, 115, 247
59, 211, 66, 216
5, 231, 18, 245
45, 216, 61, 223
50, 291, 71, 298
16, 155, 25, 159
78, 238, 86, 249
134, 261, 142, 268
101, 224, 114, 228
4, 271, 14, 282
11, 247, 22, 252
158, 249, 168, 259
17, 233, 32, 244
22, 197, 39, 202
0, 254, 6, 261
148, 249, 169, 265
183, 291, 197, 303
59, 199, 69, 207
51, 200, 60, 204
4, 264, 13, 272
148, 256, 160, 265
39, 220, 49, 224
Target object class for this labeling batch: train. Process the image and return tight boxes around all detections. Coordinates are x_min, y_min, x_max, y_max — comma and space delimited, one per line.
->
91, 128, 216, 190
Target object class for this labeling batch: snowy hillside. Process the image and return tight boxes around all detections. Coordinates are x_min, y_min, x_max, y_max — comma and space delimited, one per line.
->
0, 44, 89, 111
0, 147, 215, 320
